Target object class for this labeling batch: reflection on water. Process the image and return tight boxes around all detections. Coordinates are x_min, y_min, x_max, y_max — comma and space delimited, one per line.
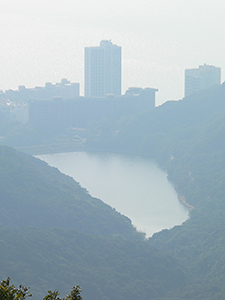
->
37, 152, 189, 237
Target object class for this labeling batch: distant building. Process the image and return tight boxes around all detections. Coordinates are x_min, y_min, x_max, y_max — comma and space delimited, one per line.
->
0, 98, 28, 124
0, 98, 11, 120
85, 40, 121, 98
10, 103, 29, 124
3, 79, 80, 103
185, 64, 221, 97
29, 87, 157, 129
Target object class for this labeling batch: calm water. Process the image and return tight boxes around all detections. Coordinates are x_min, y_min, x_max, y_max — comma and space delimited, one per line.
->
37, 152, 189, 237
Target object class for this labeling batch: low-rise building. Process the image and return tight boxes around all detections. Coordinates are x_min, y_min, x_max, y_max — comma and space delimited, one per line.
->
29, 87, 157, 129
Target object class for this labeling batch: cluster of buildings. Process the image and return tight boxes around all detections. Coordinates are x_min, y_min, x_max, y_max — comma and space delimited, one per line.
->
29, 87, 157, 129
1, 40, 158, 128
0, 40, 222, 128
1, 78, 79, 103
0, 79, 80, 124
28, 40, 157, 129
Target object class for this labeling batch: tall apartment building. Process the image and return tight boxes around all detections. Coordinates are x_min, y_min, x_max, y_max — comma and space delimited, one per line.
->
185, 64, 221, 97
85, 40, 121, 98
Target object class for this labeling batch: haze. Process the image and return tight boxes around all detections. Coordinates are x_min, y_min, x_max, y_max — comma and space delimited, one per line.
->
0, 0, 224, 105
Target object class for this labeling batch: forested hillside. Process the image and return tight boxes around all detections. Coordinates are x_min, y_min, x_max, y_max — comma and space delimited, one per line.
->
86, 82, 225, 299
0, 146, 139, 238
0, 145, 187, 300
0, 227, 187, 300
2, 82, 225, 299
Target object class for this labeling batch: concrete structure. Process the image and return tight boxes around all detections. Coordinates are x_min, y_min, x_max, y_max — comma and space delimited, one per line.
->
0, 98, 28, 124
10, 103, 29, 124
3, 79, 80, 103
29, 87, 157, 129
85, 40, 121, 98
185, 64, 221, 97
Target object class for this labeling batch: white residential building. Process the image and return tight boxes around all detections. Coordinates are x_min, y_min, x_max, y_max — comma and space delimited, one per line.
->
85, 40, 121, 98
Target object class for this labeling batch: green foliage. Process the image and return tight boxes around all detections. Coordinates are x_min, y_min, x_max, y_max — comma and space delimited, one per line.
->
66, 286, 82, 300
3, 83, 225, 299
0, 227, 186, 300
0, 145, 140, 239
0, 145, 186, 300
43, 290, 61, 300
0, 277, 32, 300
43, 286, 82, 300
85, 83, 225, 298
0, 278, 83, 300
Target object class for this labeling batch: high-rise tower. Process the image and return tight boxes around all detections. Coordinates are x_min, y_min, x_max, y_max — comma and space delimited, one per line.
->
85, 40, 121, 98
185, 64, 221, 97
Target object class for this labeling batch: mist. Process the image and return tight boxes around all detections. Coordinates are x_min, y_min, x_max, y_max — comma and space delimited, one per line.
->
1, 0, 224, 105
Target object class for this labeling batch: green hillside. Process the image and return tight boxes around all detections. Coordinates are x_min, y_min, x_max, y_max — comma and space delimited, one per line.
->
0, 227, 187, 300
0, 145, 187, 300
86, 82, 225, 299
0, 145, 139, 238
2, 82, 225, 299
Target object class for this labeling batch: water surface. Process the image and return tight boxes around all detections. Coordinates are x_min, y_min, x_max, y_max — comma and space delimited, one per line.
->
37, 152, 189, 237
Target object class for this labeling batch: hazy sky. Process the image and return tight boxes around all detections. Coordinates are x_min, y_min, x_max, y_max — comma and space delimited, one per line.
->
0, 0, 224, 105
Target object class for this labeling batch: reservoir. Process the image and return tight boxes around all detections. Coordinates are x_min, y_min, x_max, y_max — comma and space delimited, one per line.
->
37, 152, 189, 237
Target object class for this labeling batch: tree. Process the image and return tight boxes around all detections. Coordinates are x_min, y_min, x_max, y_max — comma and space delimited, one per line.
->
0, 278, 82, 300
43, 290, 61, 300
66, 286, 82, 300
0, 277, 32, 300
43, 286, 82, 300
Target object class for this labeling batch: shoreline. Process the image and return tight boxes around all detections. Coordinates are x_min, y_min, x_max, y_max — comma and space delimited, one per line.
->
177, 194, 194, 211
14, 143, 85, 156
16, 144, 195, 212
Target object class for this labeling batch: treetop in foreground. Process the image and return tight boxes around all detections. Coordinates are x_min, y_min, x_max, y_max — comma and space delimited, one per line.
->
0, 278, 82, 300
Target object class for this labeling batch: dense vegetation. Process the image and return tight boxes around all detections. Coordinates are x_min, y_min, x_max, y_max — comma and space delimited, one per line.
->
0, 145, 186, 300
2, 82, 225, 299
0, 227, 187, 300
86, 82, 225, 299
0, 277, 82, 300
0, 146, 139, 238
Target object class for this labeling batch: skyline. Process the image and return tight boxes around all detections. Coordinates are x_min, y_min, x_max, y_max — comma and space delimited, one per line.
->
0, 0, 225, 105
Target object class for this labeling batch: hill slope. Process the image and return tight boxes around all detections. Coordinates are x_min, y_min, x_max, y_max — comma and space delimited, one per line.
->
0, 227, 187, 300
86, 83, 225, 299
0, 145, 139, 238
0, 145, 188, 300
2, 82, 225, 299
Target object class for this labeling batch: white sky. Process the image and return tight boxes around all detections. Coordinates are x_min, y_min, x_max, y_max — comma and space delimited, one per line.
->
0, 0, 224, 105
